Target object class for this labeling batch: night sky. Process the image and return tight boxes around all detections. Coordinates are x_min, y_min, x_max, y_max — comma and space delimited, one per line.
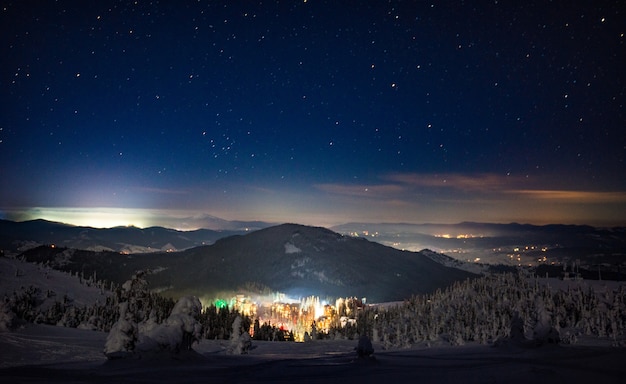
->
1, 1, 625, 229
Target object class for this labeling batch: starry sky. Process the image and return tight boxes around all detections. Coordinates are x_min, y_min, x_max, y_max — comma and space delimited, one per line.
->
1, 1, 625, 229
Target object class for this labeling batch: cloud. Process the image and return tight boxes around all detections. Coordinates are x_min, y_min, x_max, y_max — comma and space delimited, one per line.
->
382, 172, 527, 192
313, 172, 626, 207
314, 172, 524, 199
510, 190, 626, 203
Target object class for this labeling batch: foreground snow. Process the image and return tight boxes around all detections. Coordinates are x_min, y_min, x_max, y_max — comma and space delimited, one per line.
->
1, 324, 625, 383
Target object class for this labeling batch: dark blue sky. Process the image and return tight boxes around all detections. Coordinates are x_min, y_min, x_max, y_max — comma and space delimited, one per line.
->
1, 1, 625, 228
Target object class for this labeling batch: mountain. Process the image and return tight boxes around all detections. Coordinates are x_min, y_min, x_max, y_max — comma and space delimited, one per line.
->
0, 219, 263, 255
331, 222, 626, 268
162, 213, 273, 232
16, 223, 478, 303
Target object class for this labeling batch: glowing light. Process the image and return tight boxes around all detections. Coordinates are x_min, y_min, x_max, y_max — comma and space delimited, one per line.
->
20, 207, 147, 228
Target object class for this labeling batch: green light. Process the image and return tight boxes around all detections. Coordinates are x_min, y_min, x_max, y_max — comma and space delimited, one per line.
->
215, 299, 228, 309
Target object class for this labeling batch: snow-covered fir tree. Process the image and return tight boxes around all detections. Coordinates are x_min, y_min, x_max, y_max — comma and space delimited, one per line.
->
345, 272, 626, 349
227, 315, 253, 354
135, 296, 203, 354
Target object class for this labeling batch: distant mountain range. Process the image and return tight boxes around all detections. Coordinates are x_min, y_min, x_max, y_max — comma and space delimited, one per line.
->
158, 213, 274, 232
332, 222, 626, 268
0, 218, 270, 255
6, 218, 626, 301
15, 223, 477, 303
3, 218, 625, 269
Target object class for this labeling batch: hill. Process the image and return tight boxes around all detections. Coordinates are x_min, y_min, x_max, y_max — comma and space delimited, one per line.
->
17, 223, 477, 303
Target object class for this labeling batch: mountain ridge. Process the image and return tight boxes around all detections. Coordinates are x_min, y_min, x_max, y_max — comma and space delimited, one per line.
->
0, 218, 263, 255
15, 223, 478, 303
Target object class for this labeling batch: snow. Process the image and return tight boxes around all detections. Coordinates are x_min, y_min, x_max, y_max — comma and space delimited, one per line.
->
0, 324, 107, 368
0, 256, 109, 309
225, 316, 252, 354
103, 311, 137, 358
105, 282, 203, 358
1, 324, 625, 383
284, 242, 302, 254
135, 296, 202, 354
2, 257, 626, 382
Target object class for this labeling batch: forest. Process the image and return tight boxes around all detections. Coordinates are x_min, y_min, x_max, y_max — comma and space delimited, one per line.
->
3, 262, 625, 356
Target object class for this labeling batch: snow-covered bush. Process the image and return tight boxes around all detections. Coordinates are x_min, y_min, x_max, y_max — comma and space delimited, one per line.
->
137, 296, 203, 354
118, 271, 150, 323
104, 302, 138, 359
227, 316, 252, 354
530, 296, 560, 345
103, 271, 201, 359
103, 273, 150, 359
105, 296, 203, 358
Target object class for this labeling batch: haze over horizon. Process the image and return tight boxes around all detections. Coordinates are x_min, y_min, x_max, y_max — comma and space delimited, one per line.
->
2, 207, 624, 231
2, 2, 625, 229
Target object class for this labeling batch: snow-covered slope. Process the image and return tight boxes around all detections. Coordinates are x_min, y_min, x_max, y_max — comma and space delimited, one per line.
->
0, 257, 109, 310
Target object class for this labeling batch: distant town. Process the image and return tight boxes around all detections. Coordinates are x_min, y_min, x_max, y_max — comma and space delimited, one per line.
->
209, 294, 365, 342
346, 229, 558, 267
